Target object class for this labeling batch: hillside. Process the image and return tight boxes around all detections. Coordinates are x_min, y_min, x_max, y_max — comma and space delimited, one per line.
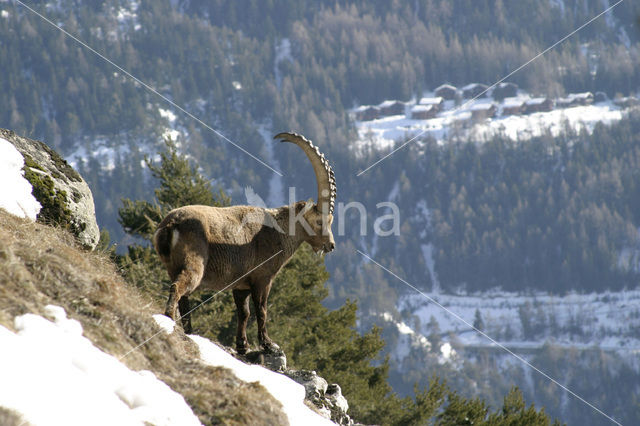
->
0, 209, 321, 425
352, 89, 635, 151
2, 0, 640, 243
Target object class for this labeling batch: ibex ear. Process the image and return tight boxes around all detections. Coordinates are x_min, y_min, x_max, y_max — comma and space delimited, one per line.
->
295, 200, 315, 214
303, 199, 315, 213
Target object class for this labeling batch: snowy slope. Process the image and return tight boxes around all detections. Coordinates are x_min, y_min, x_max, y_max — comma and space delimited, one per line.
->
190, 335, 333, 426
66, 106, 182, 172
0, 306, 201, 426
0, 136, 41, 220
0, 306, 333, 426
353, 95, 633, 152
392, 288, 640, 357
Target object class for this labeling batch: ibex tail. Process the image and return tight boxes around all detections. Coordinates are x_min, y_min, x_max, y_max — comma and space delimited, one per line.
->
153, 224, 175, 260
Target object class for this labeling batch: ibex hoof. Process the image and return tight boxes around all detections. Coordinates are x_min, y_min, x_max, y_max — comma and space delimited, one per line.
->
261, 341, 281, 354
236, 340, 249, 355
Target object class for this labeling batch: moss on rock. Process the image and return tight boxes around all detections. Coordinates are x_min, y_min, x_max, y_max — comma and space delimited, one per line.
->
22, 159, 74, 230
38, 142, 82, 183
2, 128, 99, 249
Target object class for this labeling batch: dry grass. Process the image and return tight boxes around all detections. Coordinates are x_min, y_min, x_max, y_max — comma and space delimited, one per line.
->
0, 407, 27, 426
0, 210, 287, 425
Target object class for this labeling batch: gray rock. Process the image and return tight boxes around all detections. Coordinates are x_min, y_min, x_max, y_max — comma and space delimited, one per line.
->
0, 128, 100, 250
242, 346, 287, 372
326, 383, 350, 423
284, 369, 328, 402
235, 346, 354, 425
284, 370, 353, 425
263, 347, 287, 371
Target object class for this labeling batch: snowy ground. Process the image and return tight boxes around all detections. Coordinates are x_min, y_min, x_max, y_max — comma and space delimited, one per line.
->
66, 135, 131, 172
66, 107, 181, 172
473, 102, 623, 141
0, 306, 200, 426
190, 334, 333, 426
353, 93, 633, 152
0, 136, 41, 220
0, 306, 333, 426
389, 288, 640, 358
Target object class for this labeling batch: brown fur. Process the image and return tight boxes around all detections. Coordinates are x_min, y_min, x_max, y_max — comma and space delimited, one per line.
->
154, 202, 335, 354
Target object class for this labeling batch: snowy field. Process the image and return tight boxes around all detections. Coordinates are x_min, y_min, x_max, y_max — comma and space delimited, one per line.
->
190, 334, 333, 426
353, 94, 633, 152
65, 106, 183, 172
0, 307, 332, 426
0, 306, 201, 426
384, 288, 640, 360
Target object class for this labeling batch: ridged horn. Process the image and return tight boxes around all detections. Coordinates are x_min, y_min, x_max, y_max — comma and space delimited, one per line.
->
274, 131, 336, 216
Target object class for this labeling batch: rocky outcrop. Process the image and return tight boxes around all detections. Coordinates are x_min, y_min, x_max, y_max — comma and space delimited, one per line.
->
0, 128, 100, 250
284, 370, 352, 425
241, 347, 354, 425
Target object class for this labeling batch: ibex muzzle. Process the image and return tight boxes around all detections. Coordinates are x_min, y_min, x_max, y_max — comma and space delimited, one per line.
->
153, 132, 336, 354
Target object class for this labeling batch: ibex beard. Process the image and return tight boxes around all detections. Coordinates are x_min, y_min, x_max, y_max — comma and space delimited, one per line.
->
153, 132, 336, 355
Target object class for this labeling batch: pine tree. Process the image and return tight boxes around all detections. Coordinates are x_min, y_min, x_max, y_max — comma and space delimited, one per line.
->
486, 387, 560, 425
118, 137, 229, 241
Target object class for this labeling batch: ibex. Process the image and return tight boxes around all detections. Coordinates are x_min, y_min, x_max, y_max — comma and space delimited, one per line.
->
153, 132, 336, 354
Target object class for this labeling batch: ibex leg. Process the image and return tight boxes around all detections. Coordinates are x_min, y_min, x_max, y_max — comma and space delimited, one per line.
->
251, 280, 278, 353
178, 296, 192, 334
165, 260, 204, 323
233, 289, 251, 354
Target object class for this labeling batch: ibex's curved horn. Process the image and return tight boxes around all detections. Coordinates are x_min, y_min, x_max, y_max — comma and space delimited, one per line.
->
274, 132, 336, 216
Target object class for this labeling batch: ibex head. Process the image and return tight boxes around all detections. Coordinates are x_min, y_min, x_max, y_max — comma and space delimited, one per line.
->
275, 132, 336, 254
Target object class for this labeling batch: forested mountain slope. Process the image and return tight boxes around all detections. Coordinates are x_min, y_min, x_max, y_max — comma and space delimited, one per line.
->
2, 0, 639, 232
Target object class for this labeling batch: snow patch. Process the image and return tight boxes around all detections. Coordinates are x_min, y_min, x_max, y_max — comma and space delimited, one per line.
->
370, 181, 399, 256
153, 106, 190, 153
475, 103, 623, 141
380, 312, 432, 362
159, 108, 177, 123
66, 136, 135, 172
0, 306, 201, 426
258, 125, 285, 206
421, 244, 439, 293
153, 315, 176, 334
0, 137, 42, 220
274, 38, 293, 90
163, 129, 180, 142
601, 0, 616, 30
353, 95, 630, 153
116, 1, 141, 32
439, 342, 457, 363
189, 335, 333, 425
398, 288, 640, 355
550, 0, 566, 16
